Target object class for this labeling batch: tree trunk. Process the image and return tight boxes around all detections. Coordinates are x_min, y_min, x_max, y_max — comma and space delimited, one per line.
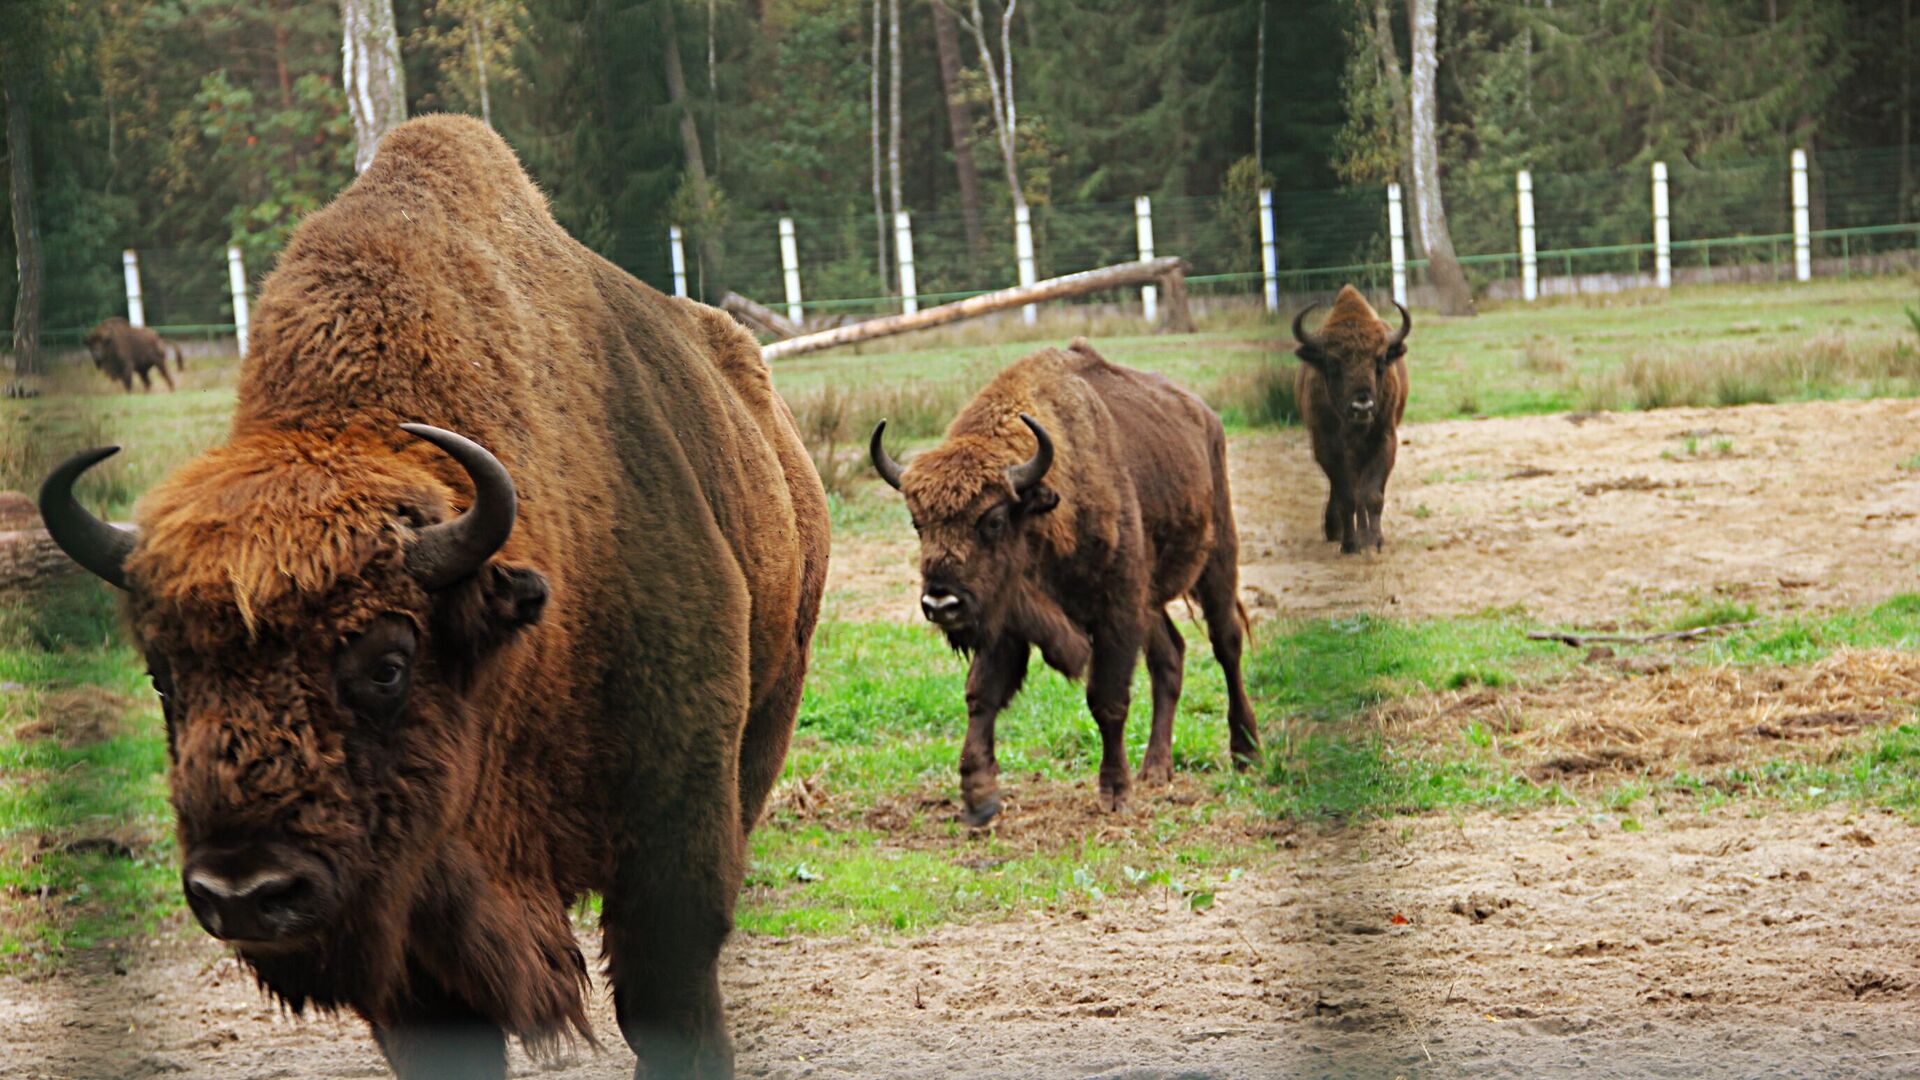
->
1406, 0, 1473, 315
339, 0, 407, 174
2, 41, 42, 378
661, 0, 725, 299
1372, 0, 1422, 261
887, 0, 904, 297
870, 0, 890, 298
1902, 0, 1914, 218
961, 0, 1023, 208
1252, 0, 1265, 165
931, 2, 986, 263
707, 0, 719, 180
470, 13, 492, 127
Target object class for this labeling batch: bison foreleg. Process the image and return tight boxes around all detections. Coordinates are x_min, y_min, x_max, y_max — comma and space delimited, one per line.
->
959, 637, 1030, 826
370, 966, 508, 1080
157, 361, 177, 392
1086, 624, 1145, 813
1137, 612, 1185, 788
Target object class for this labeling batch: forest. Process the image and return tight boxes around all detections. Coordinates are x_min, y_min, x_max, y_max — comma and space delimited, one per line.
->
0, 0, 1913, 350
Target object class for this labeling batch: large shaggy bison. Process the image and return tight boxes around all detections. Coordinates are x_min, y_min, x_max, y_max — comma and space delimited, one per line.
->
84, 316, 184, 392
869, 341, 1258, 825
1294, 285, 1412, 553
40, 115, 828, 1079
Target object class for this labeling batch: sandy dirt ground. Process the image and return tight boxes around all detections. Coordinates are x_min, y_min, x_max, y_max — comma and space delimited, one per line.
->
7, 805, 1920, 1078
14, 398, 1920, 1078
829, 398, 1920, 625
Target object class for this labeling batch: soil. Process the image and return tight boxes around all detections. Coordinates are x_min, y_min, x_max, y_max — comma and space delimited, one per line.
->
14, 398, 1920, 1077
7, 806, 1920, 1078
827, 398, 1920, 626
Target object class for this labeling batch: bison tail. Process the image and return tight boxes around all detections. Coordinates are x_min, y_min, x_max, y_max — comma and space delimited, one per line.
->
1236, 597, 1252, 648
171, 343, 186, 372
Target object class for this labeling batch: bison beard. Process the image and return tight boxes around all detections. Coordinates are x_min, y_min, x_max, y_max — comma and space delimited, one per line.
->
871, 340, 1257, 825
1293, 284, 1412, 553
37, 116, 828, 1080
84, 316, 181, 392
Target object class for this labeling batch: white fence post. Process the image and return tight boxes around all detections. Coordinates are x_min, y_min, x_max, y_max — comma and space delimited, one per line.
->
1791, 148, 1811, 282
1386, 182, 1408, 307
1135, 196, 1157, 324
669, 225, 688, 298
226, 245, 250, 357
895, 210, 918, 316
1516, 170, 1538, 302
779, 217, 804, 327
1652, 161, 1672, 289
122, 249, 146, 327
1258, 188, 1278, 313
1015, 203, 1038, 325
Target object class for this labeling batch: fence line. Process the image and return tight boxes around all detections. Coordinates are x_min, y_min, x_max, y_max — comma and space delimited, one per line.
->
8, 145, 1915, 348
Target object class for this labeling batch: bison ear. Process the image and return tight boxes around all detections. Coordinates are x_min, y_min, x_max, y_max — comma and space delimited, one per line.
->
1384, 342, 1407, 362
430, 560, 549, 678
1015, 483, 1059, 519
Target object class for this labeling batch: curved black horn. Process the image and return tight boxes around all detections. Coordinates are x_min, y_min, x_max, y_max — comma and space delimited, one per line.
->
869, 420, 905, 491
1291, 302, 1324, 350
1007, 414, 1054, 494
402, 424, 518, 590
1388, 300, 1412, 349
38, 447, 135, 590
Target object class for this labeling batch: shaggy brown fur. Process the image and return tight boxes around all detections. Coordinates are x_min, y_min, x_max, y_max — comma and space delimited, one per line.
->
84, 317, 183, 392
111, 115, 828, 1078
1295, 284, 1411, 552
880, 340, 1256, 824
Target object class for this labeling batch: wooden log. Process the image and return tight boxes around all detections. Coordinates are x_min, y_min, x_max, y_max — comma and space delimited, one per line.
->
762, 256, 1192, 361
0, 528, 81, 590
1159, 265, 1196, 334
720, 291, 801, 340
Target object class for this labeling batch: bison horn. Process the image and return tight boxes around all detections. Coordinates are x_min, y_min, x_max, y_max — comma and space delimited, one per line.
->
1291, 302, 1324, 351
39, 446, 135, 591
869, 420, 905, 491
402, 424, 519, 590
1007, 414, 1054, 494
1388, 300, 1412, 349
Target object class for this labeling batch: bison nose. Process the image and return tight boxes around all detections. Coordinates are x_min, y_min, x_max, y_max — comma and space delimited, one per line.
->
920, 589, 966, 625
183, 853, 329, 944
1349, 394, 1376, 417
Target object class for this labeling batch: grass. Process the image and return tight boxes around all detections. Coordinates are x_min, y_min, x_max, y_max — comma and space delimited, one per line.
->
16, 591, 1920, 961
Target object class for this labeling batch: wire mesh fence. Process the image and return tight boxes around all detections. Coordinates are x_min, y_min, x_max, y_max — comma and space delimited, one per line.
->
9, 145, 1915, 348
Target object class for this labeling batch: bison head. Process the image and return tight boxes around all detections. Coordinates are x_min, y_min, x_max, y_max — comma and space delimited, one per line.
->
870, 414, 1057, 651
1293, 285, 1411, 428
83, 324, 111, 370
38, 425, 547, 976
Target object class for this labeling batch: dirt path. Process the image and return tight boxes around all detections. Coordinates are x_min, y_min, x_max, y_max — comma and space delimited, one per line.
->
828, 398, 1920, 625
8, 805, 1920, 1079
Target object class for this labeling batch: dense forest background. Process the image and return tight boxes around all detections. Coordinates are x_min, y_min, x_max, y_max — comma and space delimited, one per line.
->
0, 0, 1913, 338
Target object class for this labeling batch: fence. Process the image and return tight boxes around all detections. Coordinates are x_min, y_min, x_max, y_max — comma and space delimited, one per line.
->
6, 145, 1915, 351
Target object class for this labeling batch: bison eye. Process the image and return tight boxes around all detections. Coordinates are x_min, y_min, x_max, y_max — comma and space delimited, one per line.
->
337, 616, 418, 721
369, 658, 406, 689
977, 506, 1009, 542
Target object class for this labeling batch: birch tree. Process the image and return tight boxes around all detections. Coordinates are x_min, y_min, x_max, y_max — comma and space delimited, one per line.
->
946, 0, 1025, 209
660, 0, 724, 298
870, 0, 889, 296
930, 2, 986, 262
887, 0, 903, 254
1406, 0, 1473, 315
339, 0, 406, 173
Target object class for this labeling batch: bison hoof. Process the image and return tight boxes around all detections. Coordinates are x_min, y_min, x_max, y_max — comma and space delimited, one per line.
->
1136, 760, 1173, 787
1097, 789, 1130, 814
961, 794, 1003, 828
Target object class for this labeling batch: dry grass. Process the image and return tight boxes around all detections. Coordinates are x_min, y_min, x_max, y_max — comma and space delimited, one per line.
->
1520, 334, 1571, 374
1574, 332, 1920, 413
1375, 648, 1920, 784
785, 378, 981, 497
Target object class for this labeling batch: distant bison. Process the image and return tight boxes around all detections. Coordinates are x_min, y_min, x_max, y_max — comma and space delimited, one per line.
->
84, 317, 183, 392
1293, 285, 1411, 553
870, 340, 1258, 825
41, 116, 828, 1079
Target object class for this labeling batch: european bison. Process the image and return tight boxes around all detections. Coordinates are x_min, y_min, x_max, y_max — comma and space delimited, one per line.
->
84, 316, 184, 392
39, 115, 828, 1079
869, 340, 1258, 825
1293, 284, 1412, 553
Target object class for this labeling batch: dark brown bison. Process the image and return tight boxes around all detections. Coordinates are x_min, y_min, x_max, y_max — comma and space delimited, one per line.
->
869, 341, 1258, 825
84, 316, 184, 392
39, 115, 828, 1080
1293, 285, 1412, 553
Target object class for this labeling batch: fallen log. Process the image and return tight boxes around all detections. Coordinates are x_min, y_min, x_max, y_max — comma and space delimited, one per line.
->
762, 256, 1193, 361
1526, 620, 1761, 648
720, 291, 802, 340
